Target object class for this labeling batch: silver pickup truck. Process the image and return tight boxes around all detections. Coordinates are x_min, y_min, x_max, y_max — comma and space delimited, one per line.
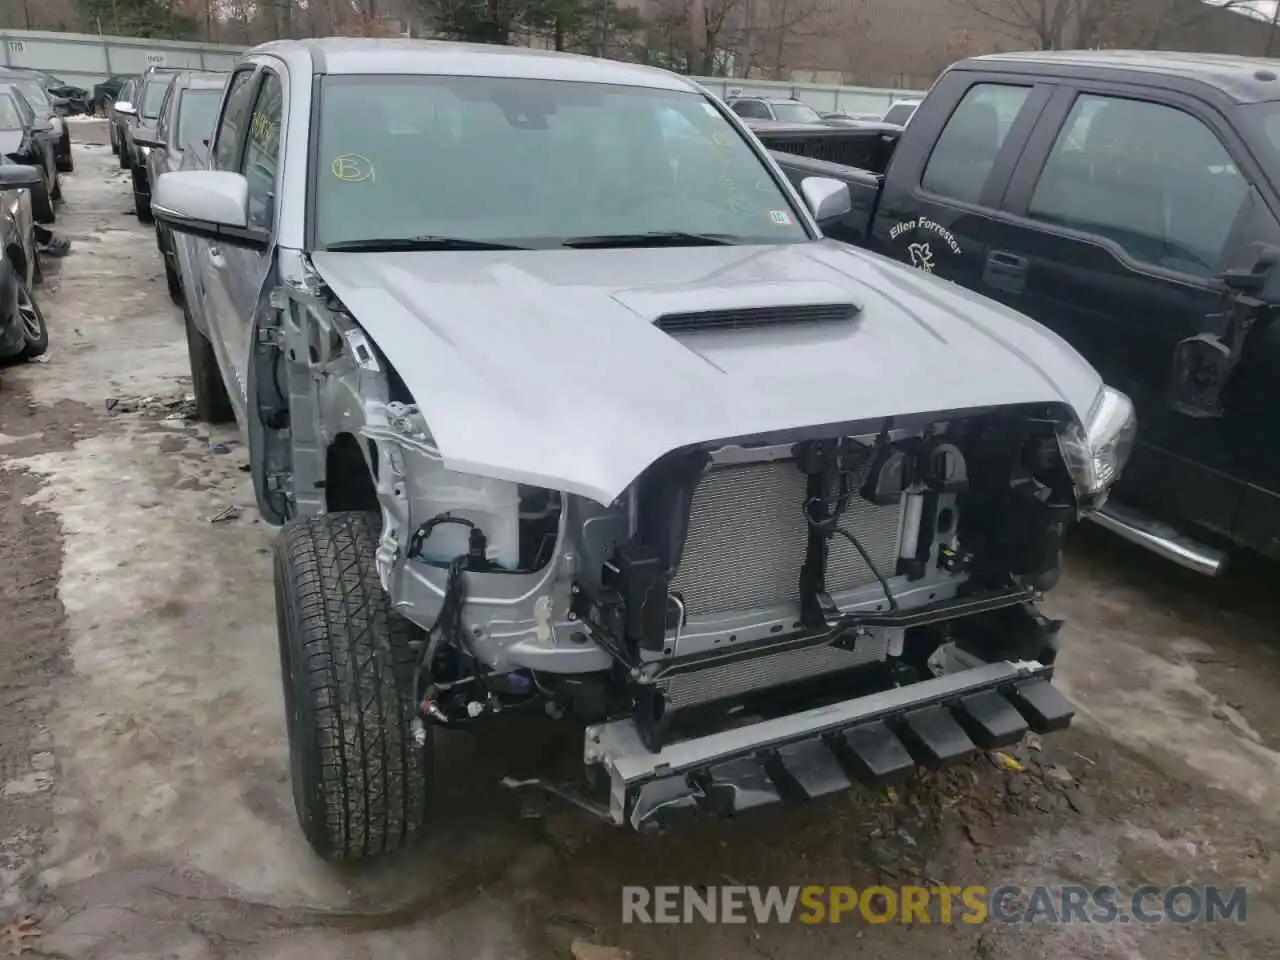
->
153, 38, 1134, 862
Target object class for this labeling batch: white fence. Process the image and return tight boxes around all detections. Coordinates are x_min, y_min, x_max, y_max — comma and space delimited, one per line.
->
0, 29, 244, 88
0, 28, 928, 113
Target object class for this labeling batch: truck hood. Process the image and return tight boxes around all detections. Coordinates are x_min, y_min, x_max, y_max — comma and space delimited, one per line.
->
309, 240, 1102, 506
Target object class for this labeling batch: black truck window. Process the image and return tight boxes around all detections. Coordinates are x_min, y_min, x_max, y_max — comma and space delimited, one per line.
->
920, 84, 1030, 205
731, 100, 771, 120
1027, 94, 1248, 278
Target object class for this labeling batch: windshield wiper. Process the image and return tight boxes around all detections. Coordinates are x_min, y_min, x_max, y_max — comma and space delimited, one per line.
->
560, 231, 738, 249
324, 236, 530, 252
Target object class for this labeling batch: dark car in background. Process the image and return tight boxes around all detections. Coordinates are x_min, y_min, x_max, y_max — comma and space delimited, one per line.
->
36, 71, 91, 115
114, 71, 177, 178
135, 70, 226, 266
0, 85, 59, 223
0, 160, 48, 363
766, 50, 1280, 574
93, 73, 133, 116
109, 76, 139, 162
0, 70, 73, 172
728, 96, 828, 124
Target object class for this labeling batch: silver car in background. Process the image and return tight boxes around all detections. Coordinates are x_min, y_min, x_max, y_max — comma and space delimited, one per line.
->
134, 70, 227, 297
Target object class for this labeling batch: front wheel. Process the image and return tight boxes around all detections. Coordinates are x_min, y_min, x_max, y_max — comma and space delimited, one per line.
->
181, 297, 233, 423
164, 255, 181, 304
16, 282, 48, 360
134, 191, 153, 223
56, 133, 73, 173
274, 512, 430, 862
31, 182, 54, 223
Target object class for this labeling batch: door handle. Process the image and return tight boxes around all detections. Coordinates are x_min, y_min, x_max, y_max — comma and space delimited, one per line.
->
983, 250, 1028, 294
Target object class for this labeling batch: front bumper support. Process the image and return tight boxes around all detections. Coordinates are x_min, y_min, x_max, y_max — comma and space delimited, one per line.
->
586, 659, 1072, 830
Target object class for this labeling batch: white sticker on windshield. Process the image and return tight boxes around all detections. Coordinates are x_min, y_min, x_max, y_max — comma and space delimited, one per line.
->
702, 102, 718, 117
769, 210, 793, 225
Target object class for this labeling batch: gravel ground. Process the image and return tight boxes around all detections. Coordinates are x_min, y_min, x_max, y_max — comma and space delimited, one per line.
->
0, 123, 1277, 960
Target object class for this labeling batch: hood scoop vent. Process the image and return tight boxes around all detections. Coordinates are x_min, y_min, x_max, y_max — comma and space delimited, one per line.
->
655, 302, 859, 334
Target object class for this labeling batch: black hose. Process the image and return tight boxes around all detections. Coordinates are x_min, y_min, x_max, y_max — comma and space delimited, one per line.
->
830, 525, 900, 612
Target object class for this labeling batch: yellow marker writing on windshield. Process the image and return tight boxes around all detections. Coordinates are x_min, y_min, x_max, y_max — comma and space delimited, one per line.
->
331, 154, 375, 183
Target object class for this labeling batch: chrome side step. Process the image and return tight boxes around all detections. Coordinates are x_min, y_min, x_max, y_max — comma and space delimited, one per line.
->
1089, 500, 1228, 577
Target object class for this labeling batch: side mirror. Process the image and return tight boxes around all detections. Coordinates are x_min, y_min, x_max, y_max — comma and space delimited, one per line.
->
800, 176, 852, 223
153, 170, 266, 250
0, 163, 45, 191
134, 125, 165, 150
114, 100, 136, 117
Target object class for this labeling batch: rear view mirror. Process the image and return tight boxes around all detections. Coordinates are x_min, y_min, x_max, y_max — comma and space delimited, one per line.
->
0, 163, 44, 191
133, 125, 165, 149
153, 169, 267, 251
800, 176, 852, 223
114, 100, 136, 117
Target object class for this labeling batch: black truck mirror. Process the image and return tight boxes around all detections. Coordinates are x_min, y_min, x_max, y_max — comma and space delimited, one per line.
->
1167, 332, 1235, 418
1169, 250, 1279, 417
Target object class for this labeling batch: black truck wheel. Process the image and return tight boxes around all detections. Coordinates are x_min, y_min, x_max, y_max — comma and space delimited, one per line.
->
274, 512, 430, 862
181, 298, 233, 423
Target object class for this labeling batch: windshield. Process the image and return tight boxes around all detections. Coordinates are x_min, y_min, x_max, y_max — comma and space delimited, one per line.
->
313, 75, 808, 249
177, 88, 222, 149
0, 96, 21, 131
141, 77, 171, 118
7, 78, 50, 115
772, 102, 822, 124
884, 102, 918, 126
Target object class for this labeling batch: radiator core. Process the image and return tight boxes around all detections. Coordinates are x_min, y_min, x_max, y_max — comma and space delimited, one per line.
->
669, 460, 904, 619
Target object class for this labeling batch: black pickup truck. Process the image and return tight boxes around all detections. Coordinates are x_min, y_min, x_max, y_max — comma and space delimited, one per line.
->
760, 50, 1280, 576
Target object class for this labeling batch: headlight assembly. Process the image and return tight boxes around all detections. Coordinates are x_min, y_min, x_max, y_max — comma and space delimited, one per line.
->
1057, 385, 1137, 504
139, 145, 151, 158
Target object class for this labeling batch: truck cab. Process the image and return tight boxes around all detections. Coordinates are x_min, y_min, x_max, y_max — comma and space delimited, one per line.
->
768, 51, 1280, 574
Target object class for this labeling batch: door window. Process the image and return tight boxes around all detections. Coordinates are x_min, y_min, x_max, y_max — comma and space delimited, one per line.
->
212, 69, 257, 171
921, 84, 1030, 204
1028, 94, 1248, 278
242, 72, 283, 232
731, 100, 771, 120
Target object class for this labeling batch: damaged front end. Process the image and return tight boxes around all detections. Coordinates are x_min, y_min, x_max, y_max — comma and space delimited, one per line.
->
267, 261, 1132, 833
369, 400, 1112, 830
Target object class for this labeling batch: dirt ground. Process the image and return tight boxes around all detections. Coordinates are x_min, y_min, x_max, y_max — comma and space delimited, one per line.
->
0, 123, 1277, 960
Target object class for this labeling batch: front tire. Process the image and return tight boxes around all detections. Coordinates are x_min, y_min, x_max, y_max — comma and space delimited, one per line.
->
164, 255, 181, 304
56, 133, 73, 173
16, 281, 47, 360
181, 297, 233, 423
274, 512, 430, 863
134, 190, 153, 223
32, 182, 54, 223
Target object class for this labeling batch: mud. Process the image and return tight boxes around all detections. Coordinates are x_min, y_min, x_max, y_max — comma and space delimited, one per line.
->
0, 127, 1277, 960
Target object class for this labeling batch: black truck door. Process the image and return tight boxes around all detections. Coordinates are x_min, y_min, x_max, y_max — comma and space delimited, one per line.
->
869, 72, 1053, 287
992, 85, 1253, 539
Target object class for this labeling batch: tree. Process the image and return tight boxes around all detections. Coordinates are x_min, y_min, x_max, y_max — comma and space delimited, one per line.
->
948, 0, 1255, 51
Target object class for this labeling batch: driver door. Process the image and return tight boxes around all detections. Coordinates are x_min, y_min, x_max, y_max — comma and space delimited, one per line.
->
199, 66, 260, 409
993, 85, 1253, 537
